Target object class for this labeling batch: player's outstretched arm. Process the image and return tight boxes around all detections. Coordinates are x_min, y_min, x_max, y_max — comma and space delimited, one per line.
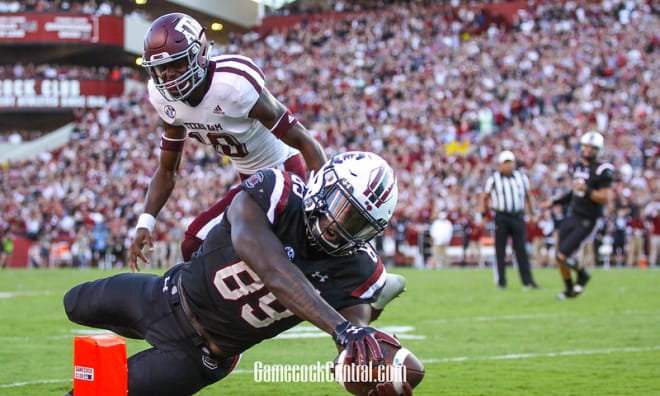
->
228, 190, 344, 332
338, 303, 372, 327
227, 190, 387, 364
128, 123, 185, 271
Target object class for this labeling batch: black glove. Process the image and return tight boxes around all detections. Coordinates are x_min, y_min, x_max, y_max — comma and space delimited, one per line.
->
332, 321, 401, 365
368, 382, 413, 396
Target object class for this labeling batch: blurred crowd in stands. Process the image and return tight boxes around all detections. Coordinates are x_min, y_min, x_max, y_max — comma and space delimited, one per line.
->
0, 0, 121, 15
271, 0, 518, 16
0, 64, 139, 81
1, 1, 658, 270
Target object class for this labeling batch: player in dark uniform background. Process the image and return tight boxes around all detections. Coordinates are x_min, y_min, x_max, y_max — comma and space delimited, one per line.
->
541, 132, 615, 299
63, 152, 410, 395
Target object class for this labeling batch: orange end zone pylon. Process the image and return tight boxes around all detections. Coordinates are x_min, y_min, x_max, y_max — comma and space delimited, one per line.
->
73, 334, 127, 395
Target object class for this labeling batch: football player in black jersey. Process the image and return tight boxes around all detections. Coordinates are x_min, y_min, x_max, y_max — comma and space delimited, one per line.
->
541, 132, 615, 299
64, 152, 412, 395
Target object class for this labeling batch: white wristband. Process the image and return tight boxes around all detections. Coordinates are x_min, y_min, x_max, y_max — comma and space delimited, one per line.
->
136, 213, 156, 233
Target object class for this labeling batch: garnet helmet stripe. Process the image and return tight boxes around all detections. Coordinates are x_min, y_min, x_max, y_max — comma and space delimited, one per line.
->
363, 166, 393, 208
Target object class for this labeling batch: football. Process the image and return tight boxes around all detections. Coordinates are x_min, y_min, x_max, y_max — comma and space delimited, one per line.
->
333, 339, 425, 396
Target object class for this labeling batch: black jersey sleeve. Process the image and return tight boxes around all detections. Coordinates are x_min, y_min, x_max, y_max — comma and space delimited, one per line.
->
313, 244, 386, 311
593, 162, 615, 189
240, 169, 293, 225
552, 190, 573, 206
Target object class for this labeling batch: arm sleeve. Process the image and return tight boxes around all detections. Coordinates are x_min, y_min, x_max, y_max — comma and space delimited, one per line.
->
319, 248, 387, 310
241, 169, 291, 225
595, 163, 615, 189
552, 191, 573, 206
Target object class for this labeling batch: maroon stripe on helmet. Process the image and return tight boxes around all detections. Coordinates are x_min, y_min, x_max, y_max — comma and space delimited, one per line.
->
379, 181, 394, 203
216, 56, 266, 80
363, 166, 387, 204
368, 167, 385, 192
215, 66, 263, 94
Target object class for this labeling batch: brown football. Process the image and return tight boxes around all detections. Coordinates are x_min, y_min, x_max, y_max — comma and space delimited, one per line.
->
333, 340, 425, 396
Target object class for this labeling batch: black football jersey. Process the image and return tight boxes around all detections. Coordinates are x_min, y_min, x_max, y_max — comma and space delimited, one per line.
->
177, 169, 386, 356
568, 159, 615, 219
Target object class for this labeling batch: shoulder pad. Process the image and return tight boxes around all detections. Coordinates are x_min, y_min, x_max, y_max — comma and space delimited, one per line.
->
241, 169, 290, 224
596, 163, 615, 179
242, 169, 286, 191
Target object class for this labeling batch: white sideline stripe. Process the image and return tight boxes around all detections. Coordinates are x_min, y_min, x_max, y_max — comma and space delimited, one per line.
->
275, 325, 425, 340
0, 330, 114, 342
0, 379, 70, 388
0, 291, 53, 298
2, 345, 659, 387
275, 332, 425, 340
423, 345, 660, 364
70, 329, 115, 335
433, 309, 660, 323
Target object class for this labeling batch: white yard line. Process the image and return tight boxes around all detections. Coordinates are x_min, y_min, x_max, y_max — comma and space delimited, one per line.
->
432, 308, 660, 323
0, 291, 53, 298
275, 325, 426, 340
422, 345, 660, 364
0, 379, 71, 388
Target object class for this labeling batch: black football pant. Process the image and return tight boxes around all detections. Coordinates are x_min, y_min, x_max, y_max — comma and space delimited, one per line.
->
494, 212, 535, 287
557, 215, 598, 259
63, 269, 239, 395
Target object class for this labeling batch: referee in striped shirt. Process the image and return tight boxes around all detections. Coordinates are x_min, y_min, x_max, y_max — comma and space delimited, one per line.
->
482, 150, 538, 289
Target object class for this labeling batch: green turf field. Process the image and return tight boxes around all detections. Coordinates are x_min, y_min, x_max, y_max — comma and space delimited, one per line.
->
0, 266, 658, 395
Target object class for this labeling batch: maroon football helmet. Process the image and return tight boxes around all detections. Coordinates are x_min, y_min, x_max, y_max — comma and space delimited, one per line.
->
142, 13, 211, 101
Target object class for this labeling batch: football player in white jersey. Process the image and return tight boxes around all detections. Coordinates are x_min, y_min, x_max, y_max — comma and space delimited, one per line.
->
129, 13, 405, 321
128, 12, 326, 268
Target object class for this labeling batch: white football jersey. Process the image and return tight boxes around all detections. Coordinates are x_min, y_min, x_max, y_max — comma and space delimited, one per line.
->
147, 54, 299, 174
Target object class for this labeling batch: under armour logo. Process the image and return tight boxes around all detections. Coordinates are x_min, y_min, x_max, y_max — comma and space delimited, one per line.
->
311, 271, 329, 283
346, 326, 361, 334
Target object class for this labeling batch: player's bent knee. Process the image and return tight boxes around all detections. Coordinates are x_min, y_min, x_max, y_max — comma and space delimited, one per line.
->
63, 283, 99, 326
63, 285, 82, 322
